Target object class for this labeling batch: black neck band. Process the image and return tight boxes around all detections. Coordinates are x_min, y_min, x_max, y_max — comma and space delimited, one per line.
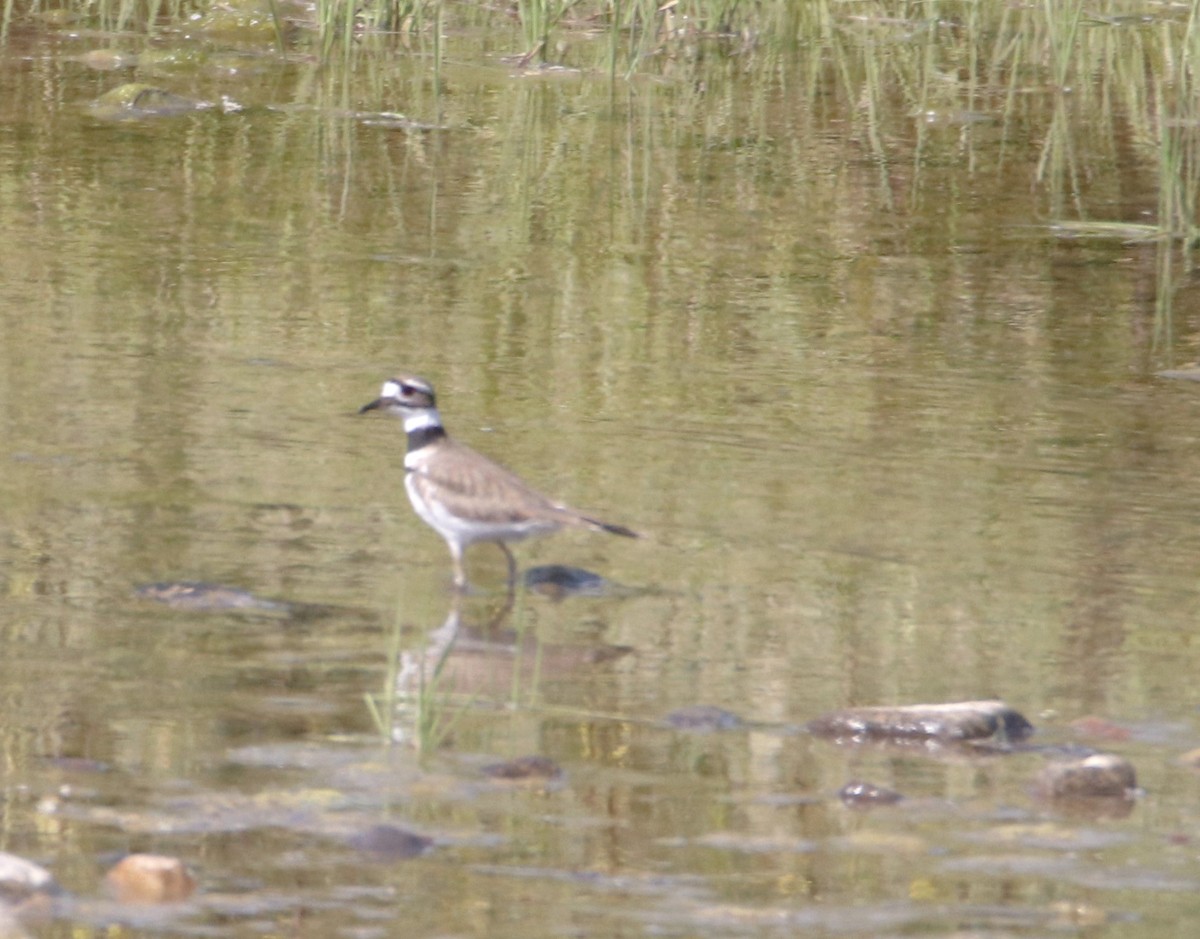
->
407, 424, 446, 451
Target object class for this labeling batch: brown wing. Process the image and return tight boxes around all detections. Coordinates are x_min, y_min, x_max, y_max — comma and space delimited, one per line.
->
409, 439, 638, 536
408, 439, 580, 527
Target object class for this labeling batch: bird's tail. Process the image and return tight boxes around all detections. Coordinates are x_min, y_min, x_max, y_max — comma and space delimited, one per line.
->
585, 517, 639, 539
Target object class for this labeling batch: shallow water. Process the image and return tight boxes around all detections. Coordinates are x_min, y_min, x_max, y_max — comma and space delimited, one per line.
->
3, 12, 1200, 939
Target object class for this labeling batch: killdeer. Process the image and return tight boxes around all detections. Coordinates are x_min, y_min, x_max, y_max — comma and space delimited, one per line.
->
360, 376, 637, 590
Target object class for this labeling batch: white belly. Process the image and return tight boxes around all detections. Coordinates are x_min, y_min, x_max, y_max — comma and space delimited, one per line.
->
404, 472, 557, 547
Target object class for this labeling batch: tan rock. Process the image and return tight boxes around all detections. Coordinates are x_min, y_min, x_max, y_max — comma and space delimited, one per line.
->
106, 854, 196, 904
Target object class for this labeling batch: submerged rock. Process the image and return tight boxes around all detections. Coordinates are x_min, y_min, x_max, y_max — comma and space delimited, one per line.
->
346, 825, 433, 860
105, 854, 196, 904
134, 581, 291, 613
88, 84, 212, 120
807, 700, 1034, 744
0, 853, 59, 907
481, 755, 563, 782
1157, 368, 1200, 382
1036, 753, 1137, 801
524, 564, 612, 599
1067, 715, 1132, 742
664, 705, 744, 733
136, 47, 212, 72
74, 49, 139, 71
192, 2, 293, 44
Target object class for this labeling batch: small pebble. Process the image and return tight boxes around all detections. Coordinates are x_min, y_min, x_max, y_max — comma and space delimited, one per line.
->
838, 780, 903, 808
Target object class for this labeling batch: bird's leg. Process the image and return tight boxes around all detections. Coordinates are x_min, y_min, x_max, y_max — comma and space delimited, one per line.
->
485, 579, 516, 631
497, 542, 517, 595
449, 542, 470, 593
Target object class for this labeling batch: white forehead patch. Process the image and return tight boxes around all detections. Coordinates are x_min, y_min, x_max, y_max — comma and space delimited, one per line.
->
381, 379, 404, 398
